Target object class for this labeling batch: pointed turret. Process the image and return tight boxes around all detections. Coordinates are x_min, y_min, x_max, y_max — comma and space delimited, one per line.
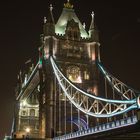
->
44, 4, 55, 36
47, 4, 55, 24
89, 11, 99, 42
55, 0, 88, 38
89, 11, 95, 33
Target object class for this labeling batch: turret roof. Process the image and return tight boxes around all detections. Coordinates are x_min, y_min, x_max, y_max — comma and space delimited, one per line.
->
46, 4, 55, 24
55, 1, 89, 38
89, 11, 95, 30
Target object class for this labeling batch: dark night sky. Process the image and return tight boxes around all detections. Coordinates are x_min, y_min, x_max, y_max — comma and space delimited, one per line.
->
0, 0, 140, 139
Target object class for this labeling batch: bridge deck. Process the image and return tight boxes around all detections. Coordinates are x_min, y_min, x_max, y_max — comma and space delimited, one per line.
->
53, 116, 139, 140
71, 121, 140, 140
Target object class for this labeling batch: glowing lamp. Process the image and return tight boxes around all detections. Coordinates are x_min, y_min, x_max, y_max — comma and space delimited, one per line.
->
25, 127, 30, 133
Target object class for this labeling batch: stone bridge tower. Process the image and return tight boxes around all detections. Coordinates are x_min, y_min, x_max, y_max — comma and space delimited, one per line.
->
38, 1, 100, 139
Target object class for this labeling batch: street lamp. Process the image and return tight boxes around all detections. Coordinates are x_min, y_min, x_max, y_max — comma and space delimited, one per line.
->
25, 127, 30, 133
25, 127, 31, 138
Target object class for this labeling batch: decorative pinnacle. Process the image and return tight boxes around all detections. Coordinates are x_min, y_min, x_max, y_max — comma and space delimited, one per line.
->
83, 22, 86, 29
44, 17, 47, 23
19, 70, 22, 75
50, 4, 53, 11
91, 11, 94, 18
64, 0, 73, 9
17, 74, 19, 80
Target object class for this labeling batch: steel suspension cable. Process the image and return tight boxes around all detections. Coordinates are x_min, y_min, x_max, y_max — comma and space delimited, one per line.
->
64, 81, 67, 135
70, 86, 73, 133
54, 76, 57, 136
50, 56, 138, 118
97, 60, 139, 100
50, 57, 135, 104
105, 78, 109, 123
58, 84, 61, 135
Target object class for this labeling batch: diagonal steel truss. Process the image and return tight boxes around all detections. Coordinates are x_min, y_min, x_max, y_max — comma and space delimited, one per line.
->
50, 56, 139, 118
97, 61, 139, 100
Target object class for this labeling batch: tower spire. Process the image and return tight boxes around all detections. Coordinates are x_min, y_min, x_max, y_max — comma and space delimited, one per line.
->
49, 4, 53, 12
43, 4, 55, 36
89, 11, 94, 31
89, 11, 99, 41
44, 17, 47, 24
47, 4, 55, 24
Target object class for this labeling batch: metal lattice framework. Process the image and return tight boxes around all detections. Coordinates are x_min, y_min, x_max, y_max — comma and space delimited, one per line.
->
50, 56, 139, 118
97, 61, 139, 100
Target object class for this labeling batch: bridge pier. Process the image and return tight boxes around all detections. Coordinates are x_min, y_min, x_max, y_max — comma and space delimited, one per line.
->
45, 62, 55, 139
39, 59, 55, 139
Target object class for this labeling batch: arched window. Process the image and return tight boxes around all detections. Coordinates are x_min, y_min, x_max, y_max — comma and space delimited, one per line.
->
67, 66, 82, 83
30, 109, 35, 116
84, 71, 89, 80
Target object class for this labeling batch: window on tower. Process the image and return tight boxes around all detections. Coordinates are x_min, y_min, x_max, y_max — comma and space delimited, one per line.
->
30, 109, 35, 116
67, 66, 82, 83
84, 71, 90, 80
65, 19, 80, 40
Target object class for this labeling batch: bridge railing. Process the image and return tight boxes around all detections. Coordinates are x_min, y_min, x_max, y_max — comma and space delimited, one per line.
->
53, 115, 138, 140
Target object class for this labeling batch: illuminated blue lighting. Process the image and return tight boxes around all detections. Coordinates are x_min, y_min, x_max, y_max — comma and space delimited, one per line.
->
53, 116, 137, 140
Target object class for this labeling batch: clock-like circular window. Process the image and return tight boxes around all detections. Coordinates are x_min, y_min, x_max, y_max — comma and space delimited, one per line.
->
67, 66, 82, 83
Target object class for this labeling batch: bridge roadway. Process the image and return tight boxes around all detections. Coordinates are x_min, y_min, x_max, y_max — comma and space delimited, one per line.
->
9, 116, 140, 140
72, 120, 140, 140
52, 115, 139, 140
9, 128, 140, 140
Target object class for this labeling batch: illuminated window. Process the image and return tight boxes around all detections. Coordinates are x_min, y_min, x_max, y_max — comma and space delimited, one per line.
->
65, 19, 80, 40
67, 66, 82, 83
84, 71, 89, 80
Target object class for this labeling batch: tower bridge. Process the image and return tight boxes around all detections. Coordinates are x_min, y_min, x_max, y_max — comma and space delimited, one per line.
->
7, 1, 140, 140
